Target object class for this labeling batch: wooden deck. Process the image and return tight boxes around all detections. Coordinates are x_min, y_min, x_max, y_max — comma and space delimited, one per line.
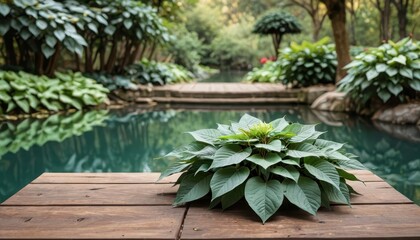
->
135, 83, 333, 104
0, 171, 419, 239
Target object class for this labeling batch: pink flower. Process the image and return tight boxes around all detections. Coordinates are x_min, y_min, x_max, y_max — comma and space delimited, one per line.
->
260, 57, 268, 64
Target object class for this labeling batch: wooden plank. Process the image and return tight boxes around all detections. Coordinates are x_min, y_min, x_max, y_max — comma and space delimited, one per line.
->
181, 204, 420, 239
5, 180, 409, 206
32, 172, 180, 184
347, 181, 412, 204
3, 184, 178, 206
0, 206, 186, 239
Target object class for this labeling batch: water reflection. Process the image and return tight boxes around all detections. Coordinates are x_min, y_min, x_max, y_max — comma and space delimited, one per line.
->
0, 106, 419, 205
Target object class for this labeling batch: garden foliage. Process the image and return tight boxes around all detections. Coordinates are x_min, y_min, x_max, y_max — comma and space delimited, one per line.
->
279, 37, 337, 87
126, 60, 194, 85
160, 114, 365, 223
0, 110, 108, 157
339, 38, 420, 108
0, 0, 169, 75
86, 73, 138, 91
245, 61, 282, 83
0, 71, 109, 114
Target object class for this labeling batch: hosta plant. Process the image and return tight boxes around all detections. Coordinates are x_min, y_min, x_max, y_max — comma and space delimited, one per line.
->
338, 38, 420, 109
279, 37, 337, 87
126, 60, 195, 85
244, 61, 282, 83
0, 71, 109, 114
159, 114, 365, 223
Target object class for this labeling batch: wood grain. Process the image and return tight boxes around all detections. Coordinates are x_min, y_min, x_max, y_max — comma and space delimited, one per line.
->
32, 172, 181, 184
181, 204, 420, 239
3, 184, 178, 206
0, 206, 186, 239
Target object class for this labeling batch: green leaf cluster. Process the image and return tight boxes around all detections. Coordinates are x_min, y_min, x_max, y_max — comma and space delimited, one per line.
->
244, 61, 282, 83
0, 71, 109, 114
338, 38, 420, 108
279, 37, 337, 87
0, 110, 108, 157
126, 60, 195, 86
86, 73, 138, 91
160, 114, 365, 223
252, 11, 301, 35
244, 38, 336, 87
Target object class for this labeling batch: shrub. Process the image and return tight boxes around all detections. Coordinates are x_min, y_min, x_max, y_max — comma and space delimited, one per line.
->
0, 110, 108, 157
159, 114, 365, 223
244, 61, 282, 83
0, 71, 109, 114
338, 38, 420, 109
279, 37, 337, 87
86, 73, 138, 91
126, 60, 194, 85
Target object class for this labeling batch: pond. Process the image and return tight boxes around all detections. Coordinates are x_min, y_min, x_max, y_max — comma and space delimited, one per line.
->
200, 71, 247, 82
1, 106, 419, 205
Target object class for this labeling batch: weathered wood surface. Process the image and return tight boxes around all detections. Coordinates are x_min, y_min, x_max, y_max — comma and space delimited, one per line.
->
0, 171, 419, 240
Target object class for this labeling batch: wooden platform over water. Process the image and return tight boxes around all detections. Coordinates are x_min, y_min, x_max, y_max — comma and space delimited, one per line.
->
132, 83, 332, 104
1, 171, 419, 239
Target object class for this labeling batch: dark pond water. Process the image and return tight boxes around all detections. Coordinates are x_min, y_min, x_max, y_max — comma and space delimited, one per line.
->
1, 106, 419, 204
200, 71, 246, 82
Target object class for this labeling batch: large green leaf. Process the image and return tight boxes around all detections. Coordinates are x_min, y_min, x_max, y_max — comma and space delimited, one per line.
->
246, 152, 282, 169
59, 95, 82, 110
210, 166, 250, 200
237, 113, 262, 129
270, 117, 289, 132
289, 125, 316, 143
245, 177, 284, 223
254, 139, 282, 152
366, 69, 379, 81
14, 98, 30, 113
409, 80, 420, 91
210, 145, 252, 169
399, 68, 413, 79
0, 90, 11, 102
187, 129, 221, 146
320, 181, 349, 205
159, 162, 190, 180
174, 172, 212, 205
286, 143, 323, 158
304, 158, 340, 189
271, 165, 300, 182
221, 184, 245, 210
284, 177, 321, 215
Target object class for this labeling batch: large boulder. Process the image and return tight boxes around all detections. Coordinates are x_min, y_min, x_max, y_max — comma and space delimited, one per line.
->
311, 91, 353, 112
372, 103, 420, 125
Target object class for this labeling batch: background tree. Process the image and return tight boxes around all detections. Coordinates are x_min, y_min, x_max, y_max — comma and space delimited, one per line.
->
371, 0, 392, 42
289, 0, 328, 41
391, 0, 410, 39
320, 0, 351, 82
252, 11, 302, 56
346, 0, 360, 45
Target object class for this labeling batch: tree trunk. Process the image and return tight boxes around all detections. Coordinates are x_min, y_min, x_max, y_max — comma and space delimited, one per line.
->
392, 0, 409, 39
374, 0, 392, 42
321, 0, 351, 82
4, 32, 17, 66
271, 34, 282, 56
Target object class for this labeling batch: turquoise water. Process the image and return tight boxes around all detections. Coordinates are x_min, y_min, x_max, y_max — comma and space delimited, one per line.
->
201, 71, 246, 82
1, 106, 419, 204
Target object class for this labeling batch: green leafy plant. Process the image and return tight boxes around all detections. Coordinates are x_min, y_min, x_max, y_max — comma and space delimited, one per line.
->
0, 71, 109, 114
279, 37, 337, 87
126, 60, 195, 85
159, 114, 365, 223
0, 110, 108, 157
0, 0, 170, 75
252, 11, 301, 55
86, 73, 138, 91
338, 38, 420, 109
244, 61, 281, 83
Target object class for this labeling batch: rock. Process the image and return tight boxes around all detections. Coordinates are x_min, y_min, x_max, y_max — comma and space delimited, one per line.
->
372, 103, 420, 125
311, 91, 353, 112
373, 121, 420, 142
298, 85, 335, 104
